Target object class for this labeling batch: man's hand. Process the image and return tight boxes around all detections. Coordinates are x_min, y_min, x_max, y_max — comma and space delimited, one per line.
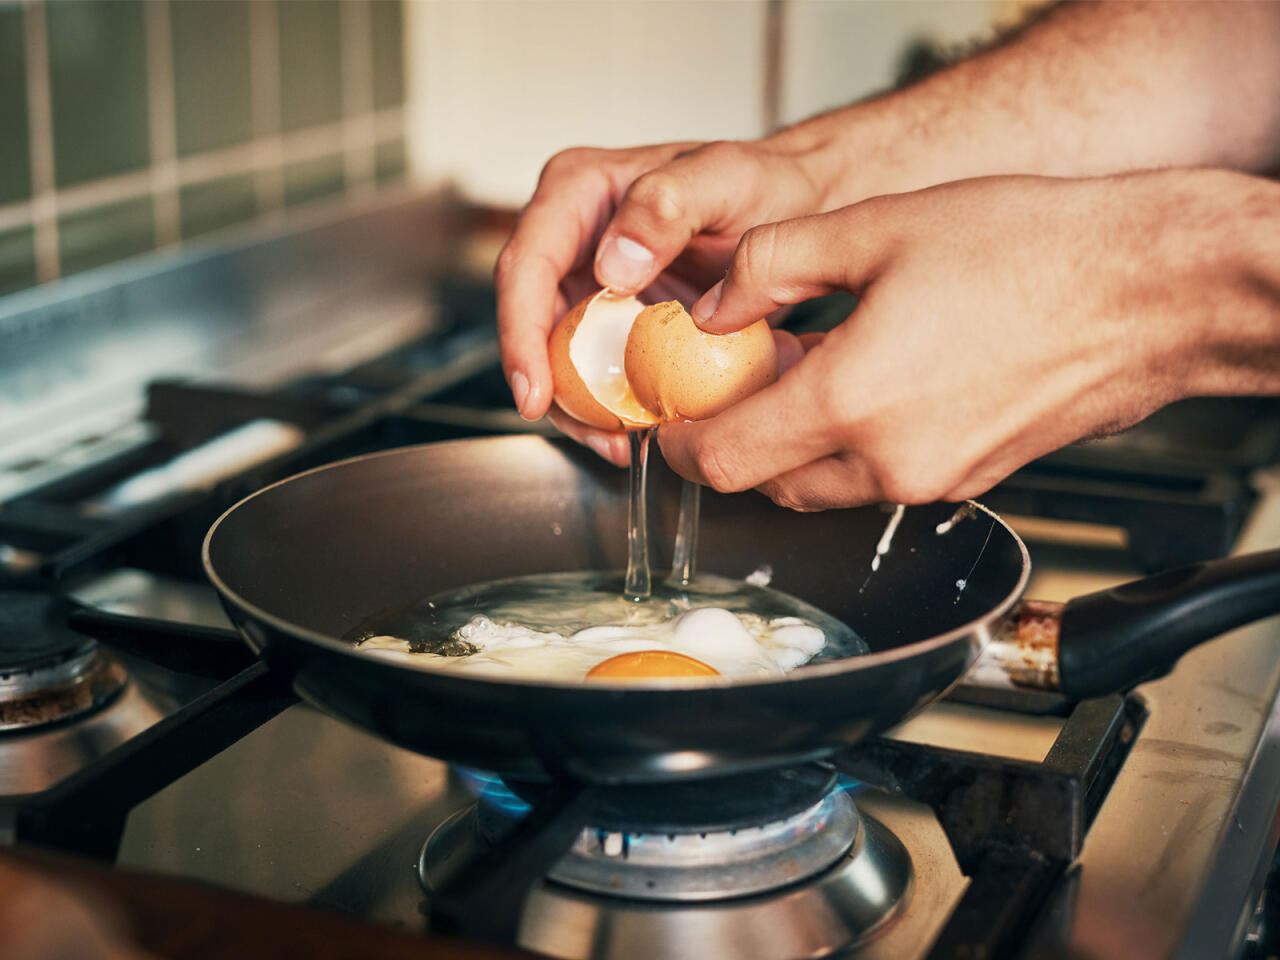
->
660, 170, 1280, 509
497, 2, 1280, 468
495, 139, 833, 464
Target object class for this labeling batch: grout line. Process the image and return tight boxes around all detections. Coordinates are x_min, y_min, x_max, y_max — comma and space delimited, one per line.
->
0, 168, 155, 233
248, 0, 284, 216
762, 0, 786, 135
22, 0, 59, 282
0, 109, 407, 235
0, 202, 34, 235
339, 0, 376, 198
5, 0, 408, 251
144, 0, 180, 245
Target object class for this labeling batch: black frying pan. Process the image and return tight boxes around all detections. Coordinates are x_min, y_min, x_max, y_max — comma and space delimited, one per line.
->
203, 436, 1280, 783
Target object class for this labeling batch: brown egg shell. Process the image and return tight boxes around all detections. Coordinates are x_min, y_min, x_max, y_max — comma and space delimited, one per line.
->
547, 295, 627, 430
625, 301, 778, 421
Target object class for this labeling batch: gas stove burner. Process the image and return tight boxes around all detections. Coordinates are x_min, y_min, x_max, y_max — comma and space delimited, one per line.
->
501, 764, 839, 835
420, 776, 912, 960
0, 591, 128, 731
547, 787, 861, 901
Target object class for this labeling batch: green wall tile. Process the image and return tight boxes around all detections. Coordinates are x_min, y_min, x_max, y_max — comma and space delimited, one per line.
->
59, 196, 155, 277
284, 153, 345, 208
0, 225, 36, 296
179, 173, 257, 240
171, 1, 254, 156
0, 4, 31, 205
371, 0, 404, 110
278, 0, 341, 133
375, 139, 406, 185
47, 0, 150, 188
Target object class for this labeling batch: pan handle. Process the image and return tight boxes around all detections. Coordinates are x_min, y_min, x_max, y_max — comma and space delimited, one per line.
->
1056, 548, 1280, 700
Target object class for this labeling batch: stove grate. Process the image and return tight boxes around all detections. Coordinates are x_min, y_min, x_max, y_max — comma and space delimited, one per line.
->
839, 693, 1145, 959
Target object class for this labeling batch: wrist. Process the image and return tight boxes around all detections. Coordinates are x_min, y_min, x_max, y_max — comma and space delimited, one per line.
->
762, 75, 1020, 210
762, 99, 927, 210
1145, 171, 1280, 399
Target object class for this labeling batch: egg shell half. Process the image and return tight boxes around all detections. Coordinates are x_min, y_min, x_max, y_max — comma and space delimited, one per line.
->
548, 291, 660, 431
625, 300, 778, 421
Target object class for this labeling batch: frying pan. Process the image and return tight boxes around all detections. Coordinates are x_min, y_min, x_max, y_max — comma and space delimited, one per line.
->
203, 436, 1280, 783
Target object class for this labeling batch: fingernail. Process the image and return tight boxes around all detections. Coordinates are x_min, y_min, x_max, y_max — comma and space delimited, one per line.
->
509, 370, 530, 417
596, 236, 654, 292
585, 435, 615, 462
691, 279, 724, 326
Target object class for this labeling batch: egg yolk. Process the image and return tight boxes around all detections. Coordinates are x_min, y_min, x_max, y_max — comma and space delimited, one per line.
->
585, 650, 720, 680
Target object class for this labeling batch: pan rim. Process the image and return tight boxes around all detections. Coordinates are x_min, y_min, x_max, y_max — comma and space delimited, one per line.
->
202, 437, 1032, 692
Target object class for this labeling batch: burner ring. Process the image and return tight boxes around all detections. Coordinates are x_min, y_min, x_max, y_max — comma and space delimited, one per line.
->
548, 788, 861, 901
0, 592, 129, 732
0, 637, 98, 697
0, 648, 128, 733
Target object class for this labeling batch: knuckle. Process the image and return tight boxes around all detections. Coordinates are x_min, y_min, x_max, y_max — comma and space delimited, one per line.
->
733, 224, 779, 288
762, 483, 810, 513
538, 148, 586, 184
626, 171, 685, 224
873, 462, 948, 506
693, 441, 745, 494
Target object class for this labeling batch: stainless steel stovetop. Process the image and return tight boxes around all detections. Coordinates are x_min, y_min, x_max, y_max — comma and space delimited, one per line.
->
82, 503, 1277, 960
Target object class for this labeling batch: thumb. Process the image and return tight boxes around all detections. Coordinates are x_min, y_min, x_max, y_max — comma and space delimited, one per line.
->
692, 206, 893, 333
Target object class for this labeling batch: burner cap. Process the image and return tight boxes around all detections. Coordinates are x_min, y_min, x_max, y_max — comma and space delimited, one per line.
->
0, 592, 95, 673
505, 764, 838, 835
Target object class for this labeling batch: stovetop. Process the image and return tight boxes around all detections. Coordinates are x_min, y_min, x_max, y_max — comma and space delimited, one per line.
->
1, 193, 1280, 960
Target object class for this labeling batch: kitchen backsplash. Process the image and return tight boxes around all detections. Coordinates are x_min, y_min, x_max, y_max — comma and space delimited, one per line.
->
0, 0, 406, 295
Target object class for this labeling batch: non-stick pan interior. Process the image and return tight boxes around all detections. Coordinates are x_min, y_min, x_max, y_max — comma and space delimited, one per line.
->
206, 436, 1025, 662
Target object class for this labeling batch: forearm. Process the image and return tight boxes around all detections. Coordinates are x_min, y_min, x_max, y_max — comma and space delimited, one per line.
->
771, 1, 1280, 206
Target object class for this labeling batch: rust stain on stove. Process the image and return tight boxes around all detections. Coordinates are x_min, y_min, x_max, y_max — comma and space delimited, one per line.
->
1137, 738, 1245, 766
1202, 720, 1242, 736
992, 599, 1062, 690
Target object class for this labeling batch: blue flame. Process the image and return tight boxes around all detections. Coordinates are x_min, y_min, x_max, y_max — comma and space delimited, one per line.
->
836, 773, 867, 795
456, 767, 532, 816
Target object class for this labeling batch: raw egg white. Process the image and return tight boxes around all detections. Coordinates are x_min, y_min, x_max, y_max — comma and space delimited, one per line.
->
357, 607, 826, 682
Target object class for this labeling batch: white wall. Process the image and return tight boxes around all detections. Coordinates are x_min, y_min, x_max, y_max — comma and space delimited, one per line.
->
405, 1, 1010, 209
406, 1, 768, 208
781, 0, 1000, 125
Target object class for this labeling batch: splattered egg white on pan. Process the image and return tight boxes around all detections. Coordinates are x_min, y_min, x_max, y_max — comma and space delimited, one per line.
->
359, 606, 827, 682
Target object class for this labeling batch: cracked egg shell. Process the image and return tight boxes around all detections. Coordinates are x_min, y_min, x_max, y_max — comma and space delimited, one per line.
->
625, 300, 777, 422
548, 290, 660, 431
